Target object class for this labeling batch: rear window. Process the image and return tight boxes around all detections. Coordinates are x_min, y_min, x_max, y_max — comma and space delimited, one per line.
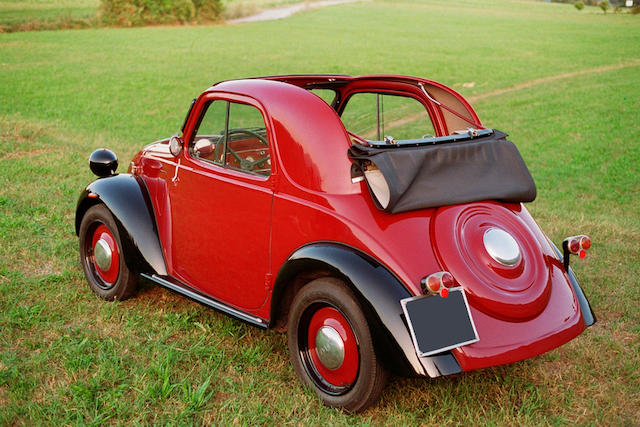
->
340, 92, 435, 141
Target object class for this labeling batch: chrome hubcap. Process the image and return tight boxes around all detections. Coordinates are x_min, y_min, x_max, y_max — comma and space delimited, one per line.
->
483, 227, 521, 266
315, 326, 345, 370
94, 238, 112, 271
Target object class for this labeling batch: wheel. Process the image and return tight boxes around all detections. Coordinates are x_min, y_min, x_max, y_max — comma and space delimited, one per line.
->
79, 204, 137, 301
287, 278, 388, 412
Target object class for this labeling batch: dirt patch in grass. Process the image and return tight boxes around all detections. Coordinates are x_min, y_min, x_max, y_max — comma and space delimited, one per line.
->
0, 385, 8, 408
0, 147, 60, 161
0, 118, 47, 143
32, 368, 73, 405
469, 59, 640, 103
1, 250, 63, 281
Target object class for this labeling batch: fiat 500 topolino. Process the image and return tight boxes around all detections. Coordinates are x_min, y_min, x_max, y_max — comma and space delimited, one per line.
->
76, 74, 595, 412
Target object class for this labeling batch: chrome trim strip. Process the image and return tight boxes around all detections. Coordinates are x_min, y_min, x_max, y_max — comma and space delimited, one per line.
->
142, 273, 267, 327
418, 82, 441, 105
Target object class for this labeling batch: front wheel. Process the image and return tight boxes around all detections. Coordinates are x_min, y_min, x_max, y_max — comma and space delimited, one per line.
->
79, 204, 137, 301
287, 278, 388, 412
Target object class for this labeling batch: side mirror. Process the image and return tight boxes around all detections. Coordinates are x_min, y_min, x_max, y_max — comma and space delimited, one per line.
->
169, 136, 183, 157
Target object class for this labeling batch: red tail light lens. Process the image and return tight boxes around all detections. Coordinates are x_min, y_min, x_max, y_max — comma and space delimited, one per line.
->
568, 238, 580, 254
441, 272, 455, 288
580, 236, 591, 250
565, 235, 591, 255
425, 275, 441, 293
421, 271, 457, 296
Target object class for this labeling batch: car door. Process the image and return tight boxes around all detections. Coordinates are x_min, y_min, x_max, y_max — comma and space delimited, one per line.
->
167, 95, 274, 310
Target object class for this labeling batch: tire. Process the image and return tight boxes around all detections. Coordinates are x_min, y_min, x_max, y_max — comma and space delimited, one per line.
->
287, 277, 388, 412
78, 204, 137, 301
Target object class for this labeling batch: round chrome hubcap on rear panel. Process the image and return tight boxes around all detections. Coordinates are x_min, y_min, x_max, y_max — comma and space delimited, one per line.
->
483, 227, 522, 266
315, 326, 345, 370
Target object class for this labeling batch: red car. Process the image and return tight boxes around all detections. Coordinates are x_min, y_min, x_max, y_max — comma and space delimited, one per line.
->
76, 74, 595, 412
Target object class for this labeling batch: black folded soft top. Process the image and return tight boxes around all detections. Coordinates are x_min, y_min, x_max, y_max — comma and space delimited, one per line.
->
348, 129, 537, 214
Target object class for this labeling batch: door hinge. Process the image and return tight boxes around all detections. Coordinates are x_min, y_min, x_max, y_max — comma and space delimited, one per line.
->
264, 273, 273, 292
270, 173, 279, 192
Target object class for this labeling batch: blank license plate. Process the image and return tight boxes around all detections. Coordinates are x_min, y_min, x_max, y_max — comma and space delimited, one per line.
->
401, 288, 479, 357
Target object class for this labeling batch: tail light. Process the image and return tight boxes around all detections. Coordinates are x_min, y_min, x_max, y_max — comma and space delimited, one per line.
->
579, 235, 591, 251
421, 271, 456, 297
562, 235, 591, 270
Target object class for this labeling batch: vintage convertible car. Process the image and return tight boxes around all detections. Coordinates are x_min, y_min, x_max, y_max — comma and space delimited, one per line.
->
75, 74, 595, 412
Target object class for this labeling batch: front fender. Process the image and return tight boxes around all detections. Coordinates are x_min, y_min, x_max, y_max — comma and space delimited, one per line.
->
75, 174, 167, 276
271, 243, 461, 378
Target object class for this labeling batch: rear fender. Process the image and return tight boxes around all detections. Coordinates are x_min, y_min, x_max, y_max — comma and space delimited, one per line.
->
75, 174, 167, 276
271, 243, 461, 378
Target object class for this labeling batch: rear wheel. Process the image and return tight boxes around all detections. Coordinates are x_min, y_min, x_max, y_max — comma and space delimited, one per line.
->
287, 278, 388, 412
79, 204, 137, 300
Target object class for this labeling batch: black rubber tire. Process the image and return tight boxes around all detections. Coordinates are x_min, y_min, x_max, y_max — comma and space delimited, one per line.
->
287, 277, 388, 412
78, 204, 137, 301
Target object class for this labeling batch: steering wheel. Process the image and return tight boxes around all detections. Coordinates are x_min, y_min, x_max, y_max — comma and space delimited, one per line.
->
224, 128, 270, 171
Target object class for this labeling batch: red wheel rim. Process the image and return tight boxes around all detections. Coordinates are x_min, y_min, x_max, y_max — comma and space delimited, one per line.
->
90, 224, 119, 286
306, 306, 359, 389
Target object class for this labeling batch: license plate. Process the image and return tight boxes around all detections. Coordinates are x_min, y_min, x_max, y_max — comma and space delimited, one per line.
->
401, 288, 479, 357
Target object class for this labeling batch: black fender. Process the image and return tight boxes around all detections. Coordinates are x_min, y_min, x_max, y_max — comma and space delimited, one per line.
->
271, 243, 461, 378
75, 173, 167, 276
567, 266, 596, 326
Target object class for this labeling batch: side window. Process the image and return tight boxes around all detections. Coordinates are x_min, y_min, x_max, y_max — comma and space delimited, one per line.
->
340, 93, 436, 141
226, 103, 271, 176
193, 100, 227, 164
192, 101, 271, 177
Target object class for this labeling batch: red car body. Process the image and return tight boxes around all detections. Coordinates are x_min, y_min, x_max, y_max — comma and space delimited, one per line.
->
76, 74, 594, 411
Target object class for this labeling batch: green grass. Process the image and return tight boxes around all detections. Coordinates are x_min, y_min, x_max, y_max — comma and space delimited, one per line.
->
0, 0, 97, 23
0, 0, 99, 31
0, 0, 315, 31
1, 0, 639, 423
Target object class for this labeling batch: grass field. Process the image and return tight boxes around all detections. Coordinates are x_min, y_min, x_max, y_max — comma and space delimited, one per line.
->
1, 0, 639, 424
0, 0, 99, 31
0, 0, 329, 31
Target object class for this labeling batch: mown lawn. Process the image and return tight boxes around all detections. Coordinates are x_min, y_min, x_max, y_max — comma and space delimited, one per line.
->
1, 0, 639, 424
0, 0, 99, 31
0, 0, 332, 31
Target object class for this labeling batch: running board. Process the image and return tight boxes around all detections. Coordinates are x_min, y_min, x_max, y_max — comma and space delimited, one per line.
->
141, 273, 268, 328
